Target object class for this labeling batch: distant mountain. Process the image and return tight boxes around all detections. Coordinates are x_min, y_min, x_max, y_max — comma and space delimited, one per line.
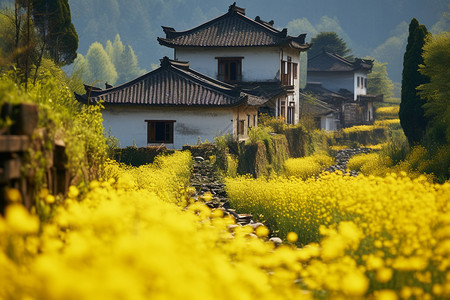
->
68, 0, 448, 82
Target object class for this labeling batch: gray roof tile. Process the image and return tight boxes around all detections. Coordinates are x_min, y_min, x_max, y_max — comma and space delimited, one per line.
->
157, 3, 310, 50
75, 57, 270, 107
308, 51, 373, 72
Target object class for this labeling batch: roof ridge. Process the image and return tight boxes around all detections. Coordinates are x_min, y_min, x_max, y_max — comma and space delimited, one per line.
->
160, 7, 284, 40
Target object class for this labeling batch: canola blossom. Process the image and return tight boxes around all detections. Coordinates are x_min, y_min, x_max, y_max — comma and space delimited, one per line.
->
284, 154, 334, 180
0, 151, 311, 300
225, 172, 450, 298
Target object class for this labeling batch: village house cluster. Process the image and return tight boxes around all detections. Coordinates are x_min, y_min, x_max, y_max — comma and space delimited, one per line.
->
76, 3, 382, 149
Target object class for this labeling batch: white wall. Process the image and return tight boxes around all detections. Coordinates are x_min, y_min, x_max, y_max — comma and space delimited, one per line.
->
354, 71, 368, 100
320, 114, 337, 131
308, 71, 354, 94
176, 47, 281, 82
102, 106, 234, 149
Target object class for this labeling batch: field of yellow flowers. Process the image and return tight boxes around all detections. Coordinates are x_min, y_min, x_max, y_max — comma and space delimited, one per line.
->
3, 149, 450, 299
225, 171, 450, 299
0, 151, 313, 300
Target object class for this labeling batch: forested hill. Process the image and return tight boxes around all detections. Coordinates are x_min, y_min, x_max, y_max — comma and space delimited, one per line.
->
69, 0, 448, 82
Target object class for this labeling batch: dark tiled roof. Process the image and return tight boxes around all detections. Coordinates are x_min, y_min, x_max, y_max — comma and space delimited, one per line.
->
308, 51, 373, 72
357, 94, 384, 102
299, 92, 337, 116
157, 3, 310, 50
75, 57, 267, 107
240, 82, 286, 106
304, 82, 347, 99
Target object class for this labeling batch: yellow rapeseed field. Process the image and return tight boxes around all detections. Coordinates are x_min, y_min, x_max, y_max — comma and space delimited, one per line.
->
0, 151, 310, 300
225, 171, 450, 298
2, 150, 450, 299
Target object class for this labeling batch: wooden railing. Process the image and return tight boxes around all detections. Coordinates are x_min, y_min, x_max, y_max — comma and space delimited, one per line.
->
1, 103, 69, 214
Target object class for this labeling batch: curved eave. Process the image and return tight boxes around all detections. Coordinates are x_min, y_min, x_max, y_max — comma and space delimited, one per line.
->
158, 37, 310, 50
100, 96, 249, 108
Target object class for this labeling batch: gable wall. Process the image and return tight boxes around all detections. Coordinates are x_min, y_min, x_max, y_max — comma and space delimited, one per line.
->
307, 71, 354, 94
176, 47, 281, 82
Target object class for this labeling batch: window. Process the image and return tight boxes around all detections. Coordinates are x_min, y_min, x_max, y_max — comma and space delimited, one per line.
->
238, 120, 245, 136
281, 57, 297, 85
216, 57, 243, 83
146, 120, 175, 144
364, 78, 367, 89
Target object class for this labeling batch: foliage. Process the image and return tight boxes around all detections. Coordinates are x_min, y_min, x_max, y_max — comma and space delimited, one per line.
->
32, 0, 78, 65
284, 154, 334, 180
346, 153, 378, 172
375, 106, 399, 120
257, 113, 286, 133
73, 35, 145, 87
0, 153, 312, 300
365, 57, 394, 100
333, 125, 388, 147
418, 32, 450, 147
225, 171, 450, 298
84, 42, 118, 86
309, 32, 353, 59
0, 68, 107, 202
399, 18, 430, 146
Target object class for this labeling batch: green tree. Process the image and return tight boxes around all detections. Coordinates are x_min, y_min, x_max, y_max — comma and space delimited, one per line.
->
85, 42, 117, 86
418, 32, 450, 145
309, 32, 353, 59
364, 57, 394, 99
72, 53, 91, 83
399, 18, 430, 146
32, 0, 78, 65
109, 34, 124, 71
120, 45, 145, 82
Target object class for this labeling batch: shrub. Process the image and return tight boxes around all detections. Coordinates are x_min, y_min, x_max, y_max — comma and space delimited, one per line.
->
284, 153, 334, 180
347, 153, 379, 172
375, 106, 399, 120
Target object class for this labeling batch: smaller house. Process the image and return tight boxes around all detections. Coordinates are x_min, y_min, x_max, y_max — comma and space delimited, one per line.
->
299, 92, 339, 131
304, 51, 383, 130
75, 57, 267, 149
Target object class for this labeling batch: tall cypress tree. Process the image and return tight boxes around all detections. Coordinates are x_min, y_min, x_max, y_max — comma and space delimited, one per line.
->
32, 0, 78, 65
399, 18, 430, 146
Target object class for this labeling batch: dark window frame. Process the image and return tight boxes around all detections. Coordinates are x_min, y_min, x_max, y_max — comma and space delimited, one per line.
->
145, 120, 175, 144
216, 57, 243, 83
281, 58, 297, 85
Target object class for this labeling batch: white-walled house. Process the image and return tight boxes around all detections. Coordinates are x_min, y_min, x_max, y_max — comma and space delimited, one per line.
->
75, 3, 311, 148
158, 3, 310, 125
307, 51, 373, 100
75, 57, 266, 149
304, 51, 383, 129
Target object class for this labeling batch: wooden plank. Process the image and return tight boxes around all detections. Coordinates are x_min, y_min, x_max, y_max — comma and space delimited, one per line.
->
0, 157, 21, 182
0, 136, 29, 152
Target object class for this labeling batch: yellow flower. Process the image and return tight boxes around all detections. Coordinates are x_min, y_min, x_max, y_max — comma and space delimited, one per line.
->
376, 268, 393, 283
5, 204, 39, 234
287, 232, 298, 243
255, 226, 269, 237
5, 188, 22, 203
375, 289, 398, 300
45, 195, 56, 204
68, 185, 79, 198
341, 270, 369, 296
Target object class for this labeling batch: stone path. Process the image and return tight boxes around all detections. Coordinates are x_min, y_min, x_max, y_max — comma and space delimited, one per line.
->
190, 156, 283, 245
324, 147, 373, 176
